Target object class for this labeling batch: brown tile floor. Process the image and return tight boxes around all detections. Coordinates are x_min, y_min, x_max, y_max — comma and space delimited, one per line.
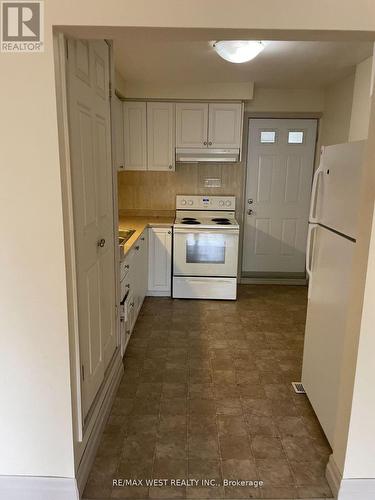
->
83, 285, 333, 500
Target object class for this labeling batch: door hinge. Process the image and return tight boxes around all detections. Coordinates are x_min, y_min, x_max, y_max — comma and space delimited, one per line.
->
81, 364, 85, 381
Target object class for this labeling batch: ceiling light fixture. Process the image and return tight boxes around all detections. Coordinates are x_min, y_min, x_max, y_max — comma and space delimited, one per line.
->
213, 40, 266, 64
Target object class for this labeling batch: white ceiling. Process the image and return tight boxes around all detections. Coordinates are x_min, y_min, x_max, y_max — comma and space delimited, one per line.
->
113, 28, 373, 89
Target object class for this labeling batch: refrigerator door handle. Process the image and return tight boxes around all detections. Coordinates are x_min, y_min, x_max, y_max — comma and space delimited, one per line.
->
309, 163, 324, 223
306, 223, 318, 281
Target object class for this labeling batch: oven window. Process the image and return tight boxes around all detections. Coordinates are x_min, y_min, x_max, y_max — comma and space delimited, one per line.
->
186, 234, 226, 264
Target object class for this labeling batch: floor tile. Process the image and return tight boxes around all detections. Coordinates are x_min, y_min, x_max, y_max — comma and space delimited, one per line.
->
282, 436, 322, 462
189, 434, 219, 459
221, 458, 257, 479
217, 415, 247, 437
251, 436, 285, 459
255, 458, 294, 486
216, 398, 243, 416
153, 458, 187, 478
188, 459, 221, 481
219, 435, 252, 459
246, 416, 279, 437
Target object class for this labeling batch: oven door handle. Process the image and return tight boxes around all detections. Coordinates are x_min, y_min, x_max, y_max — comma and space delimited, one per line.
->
174, 228, 239, 235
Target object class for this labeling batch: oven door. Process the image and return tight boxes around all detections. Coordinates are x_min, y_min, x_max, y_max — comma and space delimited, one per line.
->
173, 228, 239, 277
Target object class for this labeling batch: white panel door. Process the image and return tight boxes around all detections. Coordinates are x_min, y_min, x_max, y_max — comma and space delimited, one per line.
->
176, 103, 208, 148
242, 118, 317, 276
113, 94, 124, 170
208, 103, 242, 148
148, 227, 172, 295
67, 39, 117, 417
123, 101, 147, 170
302, 225, 354, 445
147, 102, 175, 171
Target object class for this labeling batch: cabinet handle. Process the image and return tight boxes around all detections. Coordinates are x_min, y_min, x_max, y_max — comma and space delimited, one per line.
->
141, 237, 145, 241
168, 230, 171, 234
130, 302, 134, 307
168, 165, 173, 170
203, 141, 207, 146
124, 264, 130, 269
119, 165, 124, 169
208, 141, 212, 146
97, 238, 106, 248
125, 283, 130, 289
135, 245, 140, 250
126, 330, 130, 335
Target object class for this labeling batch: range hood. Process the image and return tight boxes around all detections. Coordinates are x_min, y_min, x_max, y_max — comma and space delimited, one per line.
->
176, 148, 240, 163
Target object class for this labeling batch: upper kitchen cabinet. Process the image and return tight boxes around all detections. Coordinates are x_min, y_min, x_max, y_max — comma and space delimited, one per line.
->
113, 94, 124, 170
208, 103, 243, 148
147, 102, 175, 171
123, 101, 147, 170
176, 101, 243, 151
176, 102, 209, 148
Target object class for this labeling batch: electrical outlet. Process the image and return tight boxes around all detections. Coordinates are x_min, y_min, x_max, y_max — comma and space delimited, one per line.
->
204, 178, 221, 188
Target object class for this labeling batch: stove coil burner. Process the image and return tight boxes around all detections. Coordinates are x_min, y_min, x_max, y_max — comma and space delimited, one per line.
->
181, 220, 201, 224
211, 218, 230, 222
182, 217, 197, 221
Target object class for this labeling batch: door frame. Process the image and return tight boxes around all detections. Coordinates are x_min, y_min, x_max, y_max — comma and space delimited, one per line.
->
239, 112, 321, 285
53, 31, 123, 484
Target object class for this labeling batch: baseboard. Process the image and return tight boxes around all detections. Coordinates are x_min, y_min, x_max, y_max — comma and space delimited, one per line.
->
0, 476, 79, 500
240, 277, 307, 285
337, 479, 375, 500
147, 290, 171, 297
326, 454, 375, 500
76, 354, 124, 496
326, 454, 341, 497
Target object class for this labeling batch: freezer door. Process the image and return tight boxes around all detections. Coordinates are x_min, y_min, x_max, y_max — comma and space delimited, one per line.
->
319, 141, 365, 240
302, 225, 354, 446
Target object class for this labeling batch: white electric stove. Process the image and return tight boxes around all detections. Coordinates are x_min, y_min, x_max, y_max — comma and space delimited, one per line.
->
173, 195, 239, 300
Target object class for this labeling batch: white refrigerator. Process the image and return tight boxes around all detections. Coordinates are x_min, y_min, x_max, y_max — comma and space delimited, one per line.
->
302, 140, 365, 447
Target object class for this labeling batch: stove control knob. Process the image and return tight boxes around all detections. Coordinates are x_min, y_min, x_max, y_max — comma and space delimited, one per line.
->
219, 200, 224, 207
188, 200, 193, 206
225, 200, 231, 207
181, 199, 187, 206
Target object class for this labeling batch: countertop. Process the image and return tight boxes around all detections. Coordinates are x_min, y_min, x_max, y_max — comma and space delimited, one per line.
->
119, 215, 174, 257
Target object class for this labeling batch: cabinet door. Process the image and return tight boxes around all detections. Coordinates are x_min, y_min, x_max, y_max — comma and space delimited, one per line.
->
113, 95, 124, 170
139, 230, 149, 304
176, 103, 208, 148
208, 103, 243, 148
147, 102, 175, 171
148, 227, 172, 295
123, 101, 147, 170
133, 230, 148, 314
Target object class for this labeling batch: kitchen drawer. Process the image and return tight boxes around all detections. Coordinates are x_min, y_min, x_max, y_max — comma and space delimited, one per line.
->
120, 248, 135, 280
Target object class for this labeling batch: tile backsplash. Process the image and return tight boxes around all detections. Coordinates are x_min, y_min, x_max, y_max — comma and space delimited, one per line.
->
118, 162, 245, 217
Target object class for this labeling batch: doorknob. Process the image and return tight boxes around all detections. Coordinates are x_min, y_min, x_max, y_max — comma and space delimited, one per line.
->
247, 209, 254, 215
247, 198, 253, 204
97, 238, 106, 248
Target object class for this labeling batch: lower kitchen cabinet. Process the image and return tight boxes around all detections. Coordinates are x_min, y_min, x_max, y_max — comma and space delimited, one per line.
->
120, 225, 172, 355
148, 227, 172, 296
120, 228, 148, 355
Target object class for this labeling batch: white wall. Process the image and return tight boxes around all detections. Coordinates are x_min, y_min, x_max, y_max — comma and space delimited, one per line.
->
245, 87, 325, 113
343, 199, 375, 479
1, 0, 375, 482
0, 27, 75, 477
123, 81, 254, 100
349, 56, 373, 141
320, 73, 355, 146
